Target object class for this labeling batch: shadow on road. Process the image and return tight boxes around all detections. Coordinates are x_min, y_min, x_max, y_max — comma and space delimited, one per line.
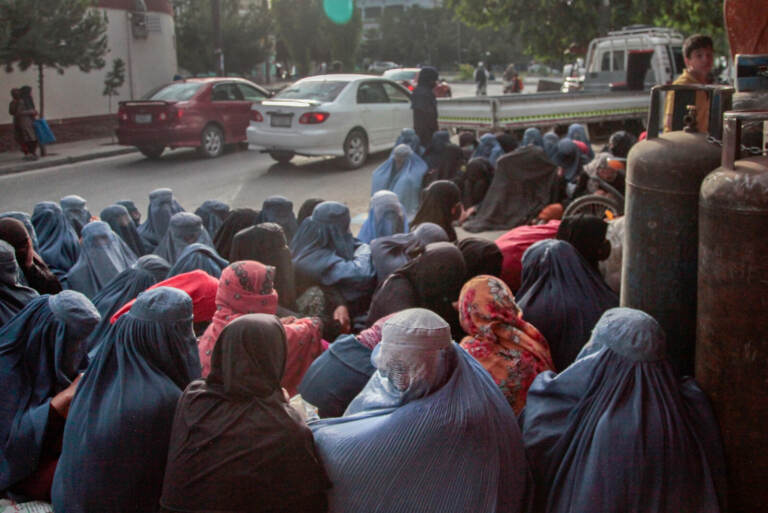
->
263, 150, 390, 176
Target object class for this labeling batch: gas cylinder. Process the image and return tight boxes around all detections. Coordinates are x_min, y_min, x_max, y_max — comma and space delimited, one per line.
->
697, 110, 768, 512
621, 84, 733, 376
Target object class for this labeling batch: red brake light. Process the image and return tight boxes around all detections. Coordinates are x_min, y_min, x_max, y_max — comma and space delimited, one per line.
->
176, 108, 184, 119
251, 110, 264, 122
407, 84, 414, 91
299, 112, 330, 124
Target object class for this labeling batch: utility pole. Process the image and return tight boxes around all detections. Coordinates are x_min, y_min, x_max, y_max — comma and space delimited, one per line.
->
212, 0, 224, 75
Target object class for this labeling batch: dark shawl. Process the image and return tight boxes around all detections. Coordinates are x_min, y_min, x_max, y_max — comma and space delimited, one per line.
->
556, 214, 609, 270
137, 188, 185, 250
0, 212, 38, 251
0, 292, 99, 491
85, 254, 171, 359
154, 212, 214, 265
463, 145, 558, 232
63, 221, 137, 299
370, 222, 448, 283
0, 241, 38, 327
116, 199, 141, 226
366, 241, 466, 339
0, 217, 60, 295
411, 67, 438, 146
297, 199, 325, 226
457, 237, 503, 281
496, 132, 519, 153
51, 287, 200, 513
261, 196, 298, 242
520, 307, 727, 513
607, 130, 636, 159
423, 130, 451, 170
515, 239, 618, 371
100, 204, 147, 257
231, 223, 297, 310
457, 157, 494, 209
31, 202, 80, 278
160, 314, 330, 513
213, 208, 261, 260
167, 243, 228, 279
411, 180, 461, 242
194, 200, 230, 240
59, 195, 91, 238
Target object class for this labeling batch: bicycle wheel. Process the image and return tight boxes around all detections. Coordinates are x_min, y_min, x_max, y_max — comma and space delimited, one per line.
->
563, 194, 622, 220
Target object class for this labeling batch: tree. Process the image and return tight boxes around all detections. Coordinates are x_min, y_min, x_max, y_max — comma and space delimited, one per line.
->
0, 0, 108, 117
103, 58, 125, 114
174, 0, 272, 77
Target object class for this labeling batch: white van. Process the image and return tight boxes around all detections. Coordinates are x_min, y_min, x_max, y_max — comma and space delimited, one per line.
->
564, 26, 685, 92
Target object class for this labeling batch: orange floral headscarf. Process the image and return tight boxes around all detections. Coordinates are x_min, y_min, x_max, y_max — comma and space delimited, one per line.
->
459, 275, 554, 413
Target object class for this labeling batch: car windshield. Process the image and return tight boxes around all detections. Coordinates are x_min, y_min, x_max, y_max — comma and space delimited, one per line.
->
274, 80, 348, 102
143, 82, 204, 101
384, 70, 417, 81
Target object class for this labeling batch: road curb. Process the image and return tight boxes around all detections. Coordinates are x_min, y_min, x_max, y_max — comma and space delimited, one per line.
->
0, 147, 138, 177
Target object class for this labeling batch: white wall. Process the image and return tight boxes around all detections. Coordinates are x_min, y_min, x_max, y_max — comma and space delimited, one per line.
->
0, 7, 177, 125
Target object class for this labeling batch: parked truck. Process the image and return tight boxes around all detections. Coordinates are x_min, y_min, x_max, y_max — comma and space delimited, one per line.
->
438, 26, 685, 134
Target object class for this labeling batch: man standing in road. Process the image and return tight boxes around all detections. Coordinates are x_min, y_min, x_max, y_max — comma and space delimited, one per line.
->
411, 67, 439, 147
475, 61, 489, 96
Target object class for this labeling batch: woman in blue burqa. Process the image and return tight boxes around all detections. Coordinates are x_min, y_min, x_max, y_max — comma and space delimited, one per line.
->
369, 222, 448, 283
137, 188, 185, 250
194, 199, 230, 240
357, 190, 408, 244
472, 133, 504, 168
410, 67, 439, 147
100, 204, 147, 257
154, 212, 215, 265
393, 128, 424, 156
520, 307, 727, 513
310, 308, 533, 513
166, 242, 228, 279
516, 239, 617, 371
30, 201, 80, 278
84, 254, 170, 359
52, 287, 201, 513
371, 144, 428, 220
63, 221, 138, 298
59, 195, 93, 238
261, 195, 299, 242
0, 290, 100, 501
0, 240, 38, 327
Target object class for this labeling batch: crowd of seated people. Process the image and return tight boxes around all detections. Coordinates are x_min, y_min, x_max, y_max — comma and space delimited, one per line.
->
0, 124, 728, 513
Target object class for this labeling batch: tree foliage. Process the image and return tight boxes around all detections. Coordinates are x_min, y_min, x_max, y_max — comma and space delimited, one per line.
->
174, 0, 272, 76
103, 57, 125, 113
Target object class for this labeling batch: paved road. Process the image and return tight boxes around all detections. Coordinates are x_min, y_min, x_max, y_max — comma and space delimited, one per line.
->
0, 146, 390, 230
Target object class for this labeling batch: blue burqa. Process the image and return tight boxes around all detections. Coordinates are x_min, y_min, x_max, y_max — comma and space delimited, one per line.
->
0, 212, 38, 252
371, 144, 428, 220
137, 188, 185, 250
567, 123, 594, 159
153, 212, 214, 265
357, 190, 408, 244
261, 195, 298, 242
369, 222, 448, 282
542, 133, 559, 161
59, 195, 91, 238
520, 307, 727, 513
166, 243, 228, 279
423, 130, 451, 169
516, 239, 617, 371
472, 133, 504, 167
394, 128, 424, 155
194, 200, 230, 240
522, 127, 543, 148
85, 254, 171, 358
0, 291, 99, 491
310, 309, 532, 513
30, 202, 80, 278
51, 287, 201, 513
290, 201, 375, 302
63, 221, 137, 299
100, 204, 147, 257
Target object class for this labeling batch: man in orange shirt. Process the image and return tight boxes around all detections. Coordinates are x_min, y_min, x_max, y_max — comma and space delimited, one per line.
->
663, 34, 714, 132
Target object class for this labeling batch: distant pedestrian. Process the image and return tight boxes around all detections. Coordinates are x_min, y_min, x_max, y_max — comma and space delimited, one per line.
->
8, 87, 38, 160
411, 66, 439, 147
475, 61, 489, 96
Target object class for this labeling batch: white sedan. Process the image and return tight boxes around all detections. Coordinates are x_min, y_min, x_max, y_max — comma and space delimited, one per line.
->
246, 74, 413, 168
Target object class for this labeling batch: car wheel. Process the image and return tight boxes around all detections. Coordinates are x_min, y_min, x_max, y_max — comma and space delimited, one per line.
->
138, 145, 165, 159
343, 129, 368, 169
269, 151, 295, 164
200, 124, 224, 158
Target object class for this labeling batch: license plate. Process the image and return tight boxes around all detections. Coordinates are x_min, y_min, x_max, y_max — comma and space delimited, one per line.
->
134, 114, 152, 124
270, 114, 292, 127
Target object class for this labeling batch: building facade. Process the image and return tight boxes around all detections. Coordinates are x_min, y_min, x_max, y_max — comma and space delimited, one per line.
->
0, 0, 177, 152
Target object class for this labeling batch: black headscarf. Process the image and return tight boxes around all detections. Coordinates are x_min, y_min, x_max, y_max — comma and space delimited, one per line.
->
160, 314, 331, 513
261, 196, 299, 242
0, 241, 38, 327
116, 200, 141, 226
457, 237, 503, 281
411, 180, 461, 242
556, 214, 610, 270
231, 223, 297, 310
297, 198, 325, 226
516, 239, 618, 371
100, 204, 147, 257
367, 241, 466, 340
457, 157, 493, 208
607, 130, 637, 159
0, 217, 61, 295
212, 208, 261, 260
496, 132, 519, 154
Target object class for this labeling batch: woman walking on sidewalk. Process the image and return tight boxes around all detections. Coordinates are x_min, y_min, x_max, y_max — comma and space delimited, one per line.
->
8, 87, 38, 161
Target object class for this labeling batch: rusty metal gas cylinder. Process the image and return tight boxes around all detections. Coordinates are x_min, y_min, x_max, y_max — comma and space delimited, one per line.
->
697, 110, 768, 512
621, 84, 733, 376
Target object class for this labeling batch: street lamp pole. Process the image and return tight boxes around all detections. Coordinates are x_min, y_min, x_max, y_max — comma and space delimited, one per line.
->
212, 0, 224, 75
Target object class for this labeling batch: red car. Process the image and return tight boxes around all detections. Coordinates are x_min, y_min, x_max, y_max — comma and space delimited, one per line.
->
116, 77, 271, 159
382, 68, 452, 98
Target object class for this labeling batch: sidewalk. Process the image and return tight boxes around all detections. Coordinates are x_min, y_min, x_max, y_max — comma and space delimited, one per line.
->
0, 137, 137, 176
